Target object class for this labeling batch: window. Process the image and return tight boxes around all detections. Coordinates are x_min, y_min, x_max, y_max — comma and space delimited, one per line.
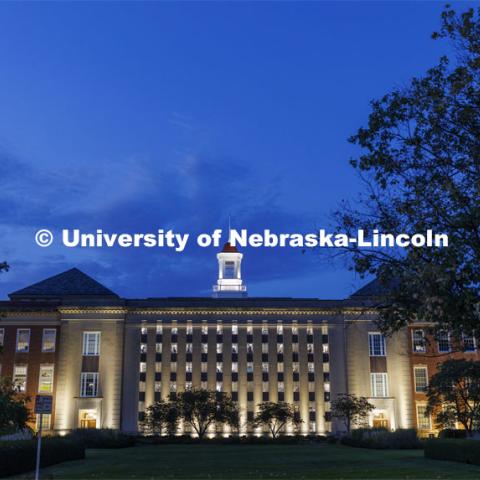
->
36, 413, 51, 431
371, 373, 388, 397
368, 333, 386, 356
83, 332, 100, 356
41, 329, 56, 352
412, 329, 426, 353
437, 332, 451, 353
13, 365, 27, 392
414, 366, 428, 393
38, 365, 54, 393
16, 329, 30, 353
224, 261, 235, 279
80, 372, 99, 397
0, 328, 4, 346
416, 404, 431, 430
463, 334, 476, 352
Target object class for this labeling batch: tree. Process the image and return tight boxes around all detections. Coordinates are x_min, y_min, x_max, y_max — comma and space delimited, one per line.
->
333, 6, 480, 337
141, 399, 179, 436
251, 402, 302, 438
426, 359, 480, 436
0, 377, 30, 433
330, 394, 374, 433
176, 389, 239, 439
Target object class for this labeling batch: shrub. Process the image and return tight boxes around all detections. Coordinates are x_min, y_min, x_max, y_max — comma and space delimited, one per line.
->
439, 429, 468, 439
67, 428, 135, 448
138, 434, 328, 445
425, 439, 480, 465
0, 436, 85, 477
340, 428, 422, 449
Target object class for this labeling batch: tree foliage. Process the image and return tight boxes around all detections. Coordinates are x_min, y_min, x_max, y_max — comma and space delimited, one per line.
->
427, 359, 480, 436
331, 394, 374, 433
175, 389, 239, 439
334, 6, 480, 337
0, 377, 30, 434
251, 402, 302, 438
141, 399, 179, 436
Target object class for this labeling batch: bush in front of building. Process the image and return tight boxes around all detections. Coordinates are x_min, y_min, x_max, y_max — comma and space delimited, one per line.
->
340, 428, 422, 449
137, 434, 329, 445
0, 436, 85, 477
424, 439, 480, 465
439, 429, 468, 439
68, 428, 135, 448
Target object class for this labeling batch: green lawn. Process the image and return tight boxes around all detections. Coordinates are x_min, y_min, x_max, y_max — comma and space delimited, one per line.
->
12, 443, 480, 479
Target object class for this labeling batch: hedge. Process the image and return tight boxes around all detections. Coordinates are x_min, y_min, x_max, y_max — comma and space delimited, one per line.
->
138, 434, 329, 445
425, 439, 480, 465
0, 436, 85, 477
340, 428, 422, 449
67, 428, 135, 448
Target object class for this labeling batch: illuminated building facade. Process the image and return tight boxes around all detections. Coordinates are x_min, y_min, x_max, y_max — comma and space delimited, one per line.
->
0, 245, 418, 436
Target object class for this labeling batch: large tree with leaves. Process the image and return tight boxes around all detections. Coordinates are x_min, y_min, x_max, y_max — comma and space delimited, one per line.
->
334, 6, 480, 338
426, 359, 480, 436
141, 399, 179, 436
251, 402, 302, 438
0, 378, 30, 434
175, 389, 239, 439
330, 394, 374, 433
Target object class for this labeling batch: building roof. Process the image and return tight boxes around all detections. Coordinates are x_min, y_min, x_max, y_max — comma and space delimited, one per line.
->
9, 268, 118, 299
350, 277, 395, 298
221, 242, 239, 253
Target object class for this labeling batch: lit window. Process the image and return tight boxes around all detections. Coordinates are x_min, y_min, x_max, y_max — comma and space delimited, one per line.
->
262, 381, 269, 392
185, 381, 192, 390
201, 381, 207, 389
292, 363, 299, 373
216, 363, 223, 373
416, 404, 431, 430
186, 363, 192, 373
201, 363, 207, 373
262, 363, 269, 373
414, 366, 428, 393
262, 343, 268, 354
141, 327, 148, 335
323, 344, 329, 354
232, 344, 238, 354
292, 326, 298, 335
412, 329, 426, 353
307, 327, 313, 336
437, 332, 451, 353
247, 343, 253, 354
216, 382, 222, 392
171, 327, 178, 335
40, 329, 56, 352
368, 333, 386, 356
13, 365, 27, 392
247, 362, 253, 373
278, 382, 285, 392
232, 362, 238, 373
16, 329, 30, 353
171, 362, 177, 373
277, 344, 283, 353
232, 324, 238, 335
156, 326, 162, 335
80, 372, 99, 397
154, 382, 161, 392
140, 344, 147, 353
170, 382, 176, 393
370, 373, 388, 397
292, 343, 299, 353
247, 325, 253, 335
139, 381, 146, 392
217, 343, 223, 353
262, 326, 268, 335
36, 413, 51, 431
186, 325, 193, 335
463, 334, 476, 352
201, 344, 208, 354
308, 363, 314, 373
232, 381, 238, 392
155, 362, 161, 372
324, 382, 330, 392
277, 363, 284, 373
140, 362, 146, 372
277, 325, 283, 335
216, 325, 222, 335
38, 365, 54, 393
156, 343, 162, 353
186, 344, 192, 353
307, 344, 314, 354
83, 332, 100, 356
201, 325, 208, 335
171, 344, 177, 354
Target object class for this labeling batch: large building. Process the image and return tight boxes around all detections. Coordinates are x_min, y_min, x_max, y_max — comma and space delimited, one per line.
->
0, 243, 438, 436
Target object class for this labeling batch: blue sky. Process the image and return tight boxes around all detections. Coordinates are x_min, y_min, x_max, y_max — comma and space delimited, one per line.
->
0, 2, 465, 299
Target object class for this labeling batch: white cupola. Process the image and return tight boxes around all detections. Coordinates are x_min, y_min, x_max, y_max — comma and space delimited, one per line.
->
212, 241, 247, 298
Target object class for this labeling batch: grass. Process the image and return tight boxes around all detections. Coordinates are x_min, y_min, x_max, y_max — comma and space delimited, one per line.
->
11, 443, 480, 479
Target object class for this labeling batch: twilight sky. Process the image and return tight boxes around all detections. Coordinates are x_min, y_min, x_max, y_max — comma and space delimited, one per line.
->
0, 2, 466, 300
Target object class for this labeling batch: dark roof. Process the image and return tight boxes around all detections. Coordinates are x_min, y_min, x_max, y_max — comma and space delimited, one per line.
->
9, 268, 118, 298
350, 277, 396, 298
221, 242, 239, 253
